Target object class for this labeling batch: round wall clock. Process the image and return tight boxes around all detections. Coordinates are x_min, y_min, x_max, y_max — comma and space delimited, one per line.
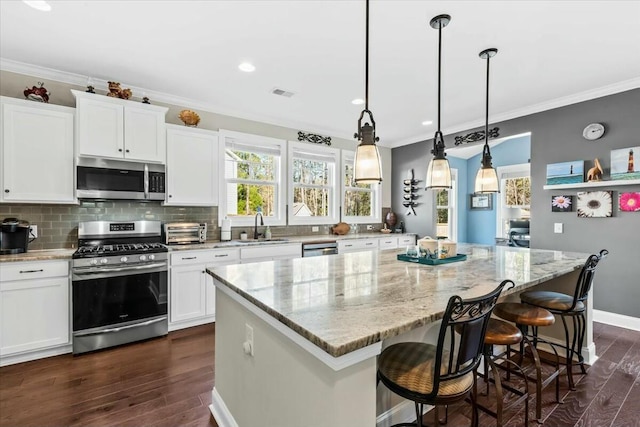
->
583, 123, 605, 140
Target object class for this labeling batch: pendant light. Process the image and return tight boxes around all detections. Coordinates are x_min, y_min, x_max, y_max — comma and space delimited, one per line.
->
353, 0, 383, 184
425, 14, 452, 190
474, 48, 500, 193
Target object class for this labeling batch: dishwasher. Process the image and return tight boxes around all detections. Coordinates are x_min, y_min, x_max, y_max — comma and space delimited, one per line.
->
302, 241, 338, 257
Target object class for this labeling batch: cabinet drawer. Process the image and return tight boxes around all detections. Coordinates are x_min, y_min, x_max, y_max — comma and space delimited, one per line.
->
0, 260, 68, 282
339, 239, 378, 251
378, 237, 398, 250
171, 248, 240, 266
398, 236, 416, 246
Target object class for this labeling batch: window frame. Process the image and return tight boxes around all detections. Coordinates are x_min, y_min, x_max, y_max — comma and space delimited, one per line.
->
287, 141, 340, 225
341, 150, 381, 224
495, 163, 531, 238
218, 129, 287, 227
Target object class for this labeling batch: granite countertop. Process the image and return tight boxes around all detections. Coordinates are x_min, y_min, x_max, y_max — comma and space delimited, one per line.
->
0, 233, 416, 261
207, 244, 590, 358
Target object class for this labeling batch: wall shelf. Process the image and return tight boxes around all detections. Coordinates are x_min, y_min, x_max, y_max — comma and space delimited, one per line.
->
543, 179, 640, 190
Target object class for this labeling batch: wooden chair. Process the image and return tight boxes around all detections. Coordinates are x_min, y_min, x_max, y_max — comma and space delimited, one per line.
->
377, 280, 509, 427
520, 249, 608, 390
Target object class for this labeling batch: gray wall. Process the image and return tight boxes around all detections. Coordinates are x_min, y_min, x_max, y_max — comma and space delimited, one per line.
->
392, 89, 640, 318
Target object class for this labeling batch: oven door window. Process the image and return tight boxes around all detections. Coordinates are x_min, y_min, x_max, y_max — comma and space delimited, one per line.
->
73, 270, 168, 331
77, 167, 145, 192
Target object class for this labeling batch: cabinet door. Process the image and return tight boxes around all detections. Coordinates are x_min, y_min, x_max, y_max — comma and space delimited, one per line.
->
0, 277, 69, 356
166, 127, 219, 206
205, 270, 216, 316
124, 106, 166, 163
76, 97, 124, 158
1, 100, 75, 203
170, 265, 207, 323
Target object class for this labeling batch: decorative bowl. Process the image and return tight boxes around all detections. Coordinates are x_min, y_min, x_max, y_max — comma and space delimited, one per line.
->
380, 229, 392, 234
178, 109, 201, 127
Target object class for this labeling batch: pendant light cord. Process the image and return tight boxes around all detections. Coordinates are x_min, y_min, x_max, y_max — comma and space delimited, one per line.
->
437, 20, 442, 132
365, 0, 370, 112
485, 53, 490, 148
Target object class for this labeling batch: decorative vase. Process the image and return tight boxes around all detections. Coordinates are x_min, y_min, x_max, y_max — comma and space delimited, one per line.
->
385, 212, 397, 229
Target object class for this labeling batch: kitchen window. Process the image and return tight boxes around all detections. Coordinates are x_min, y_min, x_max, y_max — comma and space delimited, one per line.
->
219, 130, 286, 226
342, 150, 381, 224
435, 169, 457, 240
287, 142, 340, 225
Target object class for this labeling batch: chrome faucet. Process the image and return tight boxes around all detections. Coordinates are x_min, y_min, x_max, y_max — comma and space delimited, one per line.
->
254, 212, 264, 240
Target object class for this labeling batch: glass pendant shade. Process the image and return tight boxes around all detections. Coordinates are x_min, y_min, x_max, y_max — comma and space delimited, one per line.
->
354, 141, 383, 184
426, 157, 452, 189
474, 165, 499, 193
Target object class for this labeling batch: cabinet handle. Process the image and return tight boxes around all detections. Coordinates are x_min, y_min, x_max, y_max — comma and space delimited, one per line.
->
19, 269, 44, 274
182, 256, 197, 260
118, 149, 123, 152
366, 242, 374, 246
214, 254, 228, 258
4, 189, 8, 193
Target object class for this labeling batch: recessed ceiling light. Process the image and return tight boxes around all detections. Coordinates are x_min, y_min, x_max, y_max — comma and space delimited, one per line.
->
422, 120, 433, 126
238, 62, 256, 73
22, 1, 51, 11
352, 98, 365, 105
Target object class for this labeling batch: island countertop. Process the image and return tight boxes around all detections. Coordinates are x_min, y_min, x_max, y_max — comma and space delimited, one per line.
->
207, 244, 590, 358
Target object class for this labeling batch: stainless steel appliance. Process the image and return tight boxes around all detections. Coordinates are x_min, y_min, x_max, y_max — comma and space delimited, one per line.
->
76, 158, 165, 201
163, 222, 207, 245
71, 220, 168, 354
0, 218, 31, 254
302, 241, 338, 257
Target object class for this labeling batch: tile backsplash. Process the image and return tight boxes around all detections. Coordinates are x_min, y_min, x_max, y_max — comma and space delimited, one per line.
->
0, 202, 390, 249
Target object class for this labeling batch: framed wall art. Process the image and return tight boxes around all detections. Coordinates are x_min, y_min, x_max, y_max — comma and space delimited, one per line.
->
619, 192, 640, 212
470, 193, 492, 210
551, 195, 573, 212
577, 191, 612, 218
610, 146, 640, 181
546, 160, 584, 185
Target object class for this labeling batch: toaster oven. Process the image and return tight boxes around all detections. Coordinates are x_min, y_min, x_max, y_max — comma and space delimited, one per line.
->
163, 222, 207, 245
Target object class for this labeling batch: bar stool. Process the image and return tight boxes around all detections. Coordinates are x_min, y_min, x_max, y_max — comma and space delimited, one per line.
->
493, 302, 562, 424
377, 281, 509, 427
520, 249, 608, 390
477, 318, 529, 427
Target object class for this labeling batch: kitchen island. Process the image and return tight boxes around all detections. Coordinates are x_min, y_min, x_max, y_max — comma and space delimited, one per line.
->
207, 244, 593, 427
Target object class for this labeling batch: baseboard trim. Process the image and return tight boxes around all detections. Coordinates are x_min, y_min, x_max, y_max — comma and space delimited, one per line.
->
376, 400, 432, 427
0, 344, 71, 367
535, 334, 597, 366
593, 310, 640, 332
210, 387, 238, 427
168, 316, 215, 332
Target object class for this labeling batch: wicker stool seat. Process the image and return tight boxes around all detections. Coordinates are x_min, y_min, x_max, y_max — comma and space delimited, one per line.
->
519, 248, 607, 391
493, 302, 561, 424
477, 318, 529, 427
377, 281, 510, 427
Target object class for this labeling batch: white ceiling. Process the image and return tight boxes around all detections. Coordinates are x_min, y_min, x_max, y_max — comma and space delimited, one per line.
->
1, 1, 639, 148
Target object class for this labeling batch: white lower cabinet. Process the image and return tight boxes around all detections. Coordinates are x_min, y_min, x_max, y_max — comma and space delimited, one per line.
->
0, 260, 70, 366
169, 248, 239, 331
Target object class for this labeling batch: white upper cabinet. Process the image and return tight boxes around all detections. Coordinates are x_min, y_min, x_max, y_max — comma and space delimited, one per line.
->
0, 97, 76, 204
72, 90, 167, 163
165, 125, 219, 206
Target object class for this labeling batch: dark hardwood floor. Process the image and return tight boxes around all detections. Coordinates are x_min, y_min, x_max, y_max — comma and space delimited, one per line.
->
1, 322, 638, 427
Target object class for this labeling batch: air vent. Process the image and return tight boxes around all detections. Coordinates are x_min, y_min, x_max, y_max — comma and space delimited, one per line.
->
271, 87, 295, 98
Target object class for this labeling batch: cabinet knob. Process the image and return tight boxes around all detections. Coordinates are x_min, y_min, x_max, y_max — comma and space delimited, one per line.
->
126, 149, 130, 153
4, 189, 8, 193
169, 194, 173, 198
118, 149, 123, 152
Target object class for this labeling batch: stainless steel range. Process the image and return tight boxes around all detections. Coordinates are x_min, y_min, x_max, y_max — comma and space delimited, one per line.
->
71, 220, 168, 354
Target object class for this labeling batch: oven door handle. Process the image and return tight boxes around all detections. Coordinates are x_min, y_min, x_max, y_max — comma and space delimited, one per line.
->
73, 262, 167, 280
73, 316, 167, 337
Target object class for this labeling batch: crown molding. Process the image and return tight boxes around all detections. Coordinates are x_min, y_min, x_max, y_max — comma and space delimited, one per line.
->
383, 76, 640, 149
0, 58, 355, 143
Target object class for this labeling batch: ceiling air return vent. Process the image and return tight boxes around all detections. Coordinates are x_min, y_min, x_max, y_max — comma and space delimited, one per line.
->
271, 87, 295, 98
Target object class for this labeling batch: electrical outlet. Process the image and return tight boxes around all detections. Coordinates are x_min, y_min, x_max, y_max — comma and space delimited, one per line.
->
554, 223, 563, 234
29, 225, 38, 238
244, 323, 254, 356
366, 225, 373, 230
312, 226, 319, 232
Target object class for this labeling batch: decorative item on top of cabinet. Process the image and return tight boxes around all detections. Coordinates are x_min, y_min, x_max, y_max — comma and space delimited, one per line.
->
106, 81, 132, 99
23, 82, 50, 103
403, 169, 418, 215
178, 109, 201, 127
331, 222, 350, 235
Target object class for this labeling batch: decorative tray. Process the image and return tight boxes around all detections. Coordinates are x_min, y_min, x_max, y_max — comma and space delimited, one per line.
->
397, 253, 467, 265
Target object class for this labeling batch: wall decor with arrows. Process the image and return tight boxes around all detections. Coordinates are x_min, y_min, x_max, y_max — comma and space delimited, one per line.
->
403, 169, 419, 215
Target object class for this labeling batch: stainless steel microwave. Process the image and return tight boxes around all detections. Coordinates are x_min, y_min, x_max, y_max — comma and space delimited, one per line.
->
76, 158, 165, 201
